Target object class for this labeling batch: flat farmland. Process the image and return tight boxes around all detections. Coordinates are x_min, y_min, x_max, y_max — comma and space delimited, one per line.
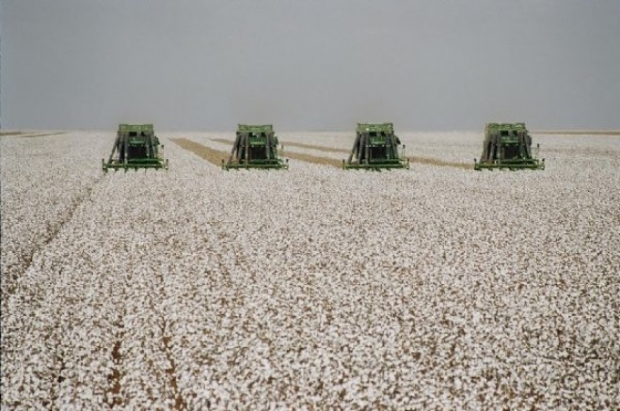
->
1, 131, 619, 410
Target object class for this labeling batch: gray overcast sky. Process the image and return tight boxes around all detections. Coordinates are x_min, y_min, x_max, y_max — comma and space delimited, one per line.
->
1, 0, 619, 131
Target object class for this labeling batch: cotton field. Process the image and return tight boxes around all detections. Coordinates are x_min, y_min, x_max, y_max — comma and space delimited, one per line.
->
1, 131, 619, 410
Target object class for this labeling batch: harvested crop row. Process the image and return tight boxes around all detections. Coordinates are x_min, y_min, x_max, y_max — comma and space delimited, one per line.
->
210, 137, 346, 154
0, 131, 67, 138
534, 130, 620, 136
211, 138, 472, 170
211, 137, 350, 155
284, 142, 472, 169
285, 151, 342, 168
408, 155, 473, 170
285, 141, 349, 153
209, 137, 342, 168
171, 137, 228, 167
17, 132, 66, 138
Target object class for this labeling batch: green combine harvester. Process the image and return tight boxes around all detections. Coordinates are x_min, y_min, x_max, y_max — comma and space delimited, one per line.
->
343, 123, 409, 170
102, 124, 168, 172
474, 123, 544, 170
222, 124, 288, 170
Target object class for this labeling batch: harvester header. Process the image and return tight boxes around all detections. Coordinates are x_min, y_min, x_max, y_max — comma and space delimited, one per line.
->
474, 122, 544, 170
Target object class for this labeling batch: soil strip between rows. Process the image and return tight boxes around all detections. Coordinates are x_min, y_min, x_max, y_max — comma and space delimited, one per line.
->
109, 339, 123, 406
8, 132, 66, 138
282, 141, 349, 154
171, 138, 229, 167
408, 156, 473, 170
285, 152, 342, 168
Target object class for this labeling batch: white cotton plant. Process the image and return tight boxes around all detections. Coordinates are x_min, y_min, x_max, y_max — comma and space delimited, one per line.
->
0, 132, 109, 294
2, 131, 620, 409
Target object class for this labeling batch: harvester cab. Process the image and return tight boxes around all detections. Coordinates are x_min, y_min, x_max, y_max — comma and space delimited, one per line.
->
222, 124, 288, 170
474, 123, 544, 170
102, 124, 169, 171
343, 123, 409, 170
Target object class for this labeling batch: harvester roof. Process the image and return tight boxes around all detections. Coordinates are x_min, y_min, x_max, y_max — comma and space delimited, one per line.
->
356, 123, 395, 134
485, 123, 527, 132
119, 124, 154, 133
237, 124, 274, 133
485, 123, 528, 144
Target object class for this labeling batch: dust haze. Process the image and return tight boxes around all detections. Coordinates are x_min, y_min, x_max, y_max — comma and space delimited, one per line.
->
1, 0, 619, 131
